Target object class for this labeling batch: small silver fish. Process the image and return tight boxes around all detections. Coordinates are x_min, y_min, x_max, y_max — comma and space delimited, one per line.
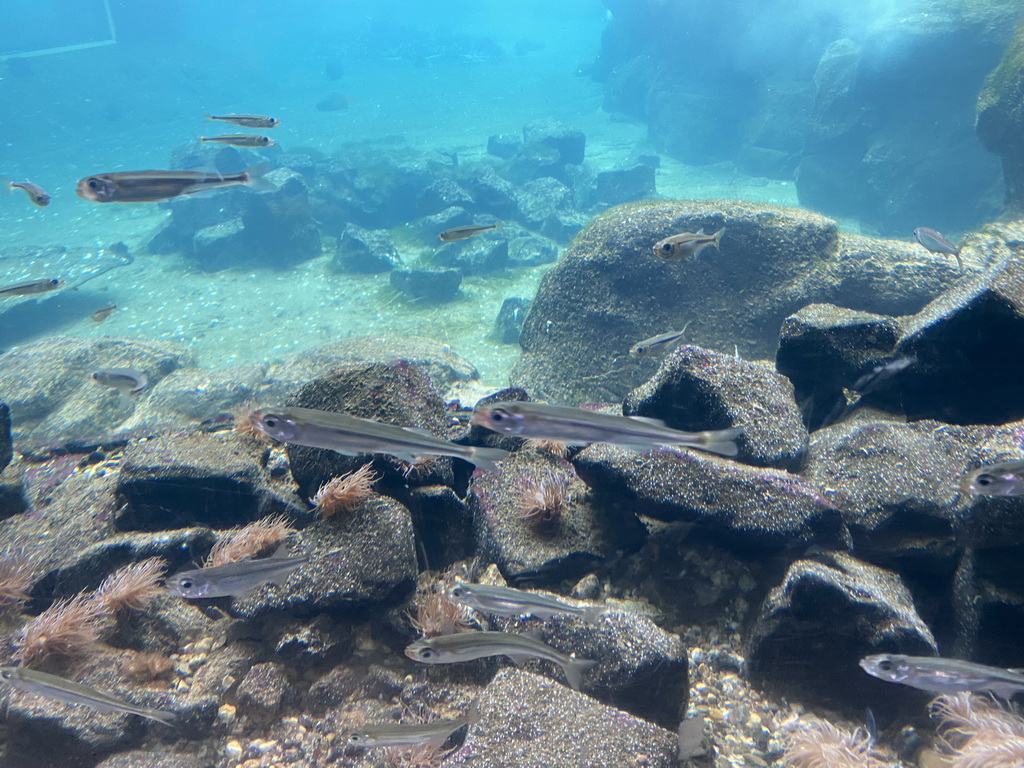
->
253, 406, 508, 472
165, 545, 308, 599
6, 180, 50, 207
629, 325, 690, 358
76, 164, 271, 203
471, 401, 742, 458
653, 227, 725, 261
0, 666, 176, 726
91, 368, 148, 395
345, 702, 479, 749
0, 278, 63, 298
450, 581, 605, 623
914, 227, 963, 271
960, 460, 1024, 496
200, 134, 275, 147
206, 113, 280, 128
405, 630, 596, 691
860, 654, 1024, 697
438, 223, 498, 242
678, 715, 710, 761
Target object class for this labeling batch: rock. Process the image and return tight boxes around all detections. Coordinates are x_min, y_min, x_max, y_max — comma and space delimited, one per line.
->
390, 267, 462, 304
507, 233, 558, 268
595, 164, 656, 205
230, 495, 417, 619
516, 177, 572, 229
509, 200, 837, 404
978, 18, 1024, 216
115, 430, 309, 532
574, 442, 849, 551
331, 223, 401, 273
127, 363, 267, 429
434, 235, 508, 275
304, 665, 366, 710
564, 163, 598, 210
624, 345, 808, 471
279, 361, 454, 498
236, 662, 296, 724
495, 297, 532, 344
470, 451, 639, 584
261, 336, 479, 405
507, 142, 564, 184
415, 206, 473, 240
523, 118, 586, 165
405, 484, 474, 570
270, 613, 353, 663
0, 336, 193, 443
192, 218, 247, 272
463, 167, 520, 218
417, 179, 474, 217
487, 132, 522, 159
0, 402, 11, 473
177, 641, 260, 738
746, 552, 938, 714
540, 211, 589, 244
455, 669, 678, 767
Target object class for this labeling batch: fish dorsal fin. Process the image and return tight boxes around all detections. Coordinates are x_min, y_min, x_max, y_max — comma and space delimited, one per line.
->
401, 426, 435, 438
626, 415, 667, 428
696, 228, 705, 236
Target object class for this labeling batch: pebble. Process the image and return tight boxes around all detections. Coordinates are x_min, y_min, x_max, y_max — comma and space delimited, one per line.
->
225, 740, 243, 761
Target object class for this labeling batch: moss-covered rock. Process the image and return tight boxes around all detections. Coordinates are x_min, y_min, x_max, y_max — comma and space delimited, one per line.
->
978, 16, 1024, 215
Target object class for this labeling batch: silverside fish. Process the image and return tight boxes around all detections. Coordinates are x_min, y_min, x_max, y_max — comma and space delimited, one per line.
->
345, 701, 480, 749
860, 654, 1024, 697
165, 545, 309, 599
960, 460, 1024, 496
450, 581, 606, 623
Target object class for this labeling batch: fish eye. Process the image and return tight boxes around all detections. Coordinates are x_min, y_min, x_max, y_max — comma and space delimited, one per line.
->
88, 178, 101, 190
179, 579, 193, 589
660, 242, 673, 253
451, 587, 464, 597
263, 417, 278, 428
489, 409, 508, 423
35, 195, 46, 203
877, 659, 893, 672
0, 670, 10, 680
635, 346, 645, 354
975, 473, 994, 486
419, 648, 435, 659
347, 734, 363, 744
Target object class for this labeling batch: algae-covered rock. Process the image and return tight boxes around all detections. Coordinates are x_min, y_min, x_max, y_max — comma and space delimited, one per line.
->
746, 552, 938, 715
978, 16, 1024, 216
453, 669, 678, 768
624, 345, 808, 471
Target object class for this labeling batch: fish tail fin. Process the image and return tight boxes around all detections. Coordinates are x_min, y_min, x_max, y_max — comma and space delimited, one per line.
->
696, 426, 743, 457
243, 162, 275, 192
561, 657, 597, 691
1, 177, 10, 194
954, 247, 964, 271
142, 707, 179, 728
468, 446, 510, 473
465, 698, 482, 728
580, 604, 607, 624
713, 227, 726, 250
204, 112, 215, 121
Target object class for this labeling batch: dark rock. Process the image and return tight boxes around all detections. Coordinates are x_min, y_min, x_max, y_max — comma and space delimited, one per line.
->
405, 484, 474, 569
0, 336, 192, 443
280, 361, 454, 498
495, 297, 532, 344
746, 552, 938, 714
523, 118, 586, 165
304, 665, 365, 710
646, 78, 752, 165
541, 211, 589, 244
236, 662, 296, 723
507, 234, 558, 268
469, 451, 642, 583
574, 442, 849, 552
115, 430, 309, 532
487, 132, 522, 159
331, 223, 401, 273
417, 179, 475, 217
508, 142, 564, 184
96, 752, 205, 768
458, 669, 678, 767
230, 495, 417, 619
168, 141, 264, 175
978, 19, 1024, 216
177, 641, 259, 738
624, 345, 808, 471
463, 167, 520, 218
237, 167, 322, 267
415, 205, 473, 240
390, 267, 462, 304
0, 402, 11, 473
516, 177, 572, 229
192, 218, 247, 272
564, 163, 598, 210
434, 235, 508, 275
271, 613, 353, 662
130, 363, 267, 428
602, 54, 657, 118
595, 165, 656, 205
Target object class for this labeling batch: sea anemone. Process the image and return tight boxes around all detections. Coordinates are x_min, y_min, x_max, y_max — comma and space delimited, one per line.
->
780, 717, 892, 768
310, 463, 379, 518
93, 557, 167, 614
205, 513, 294, 568
515, 467, 571, 530
523, 438, 570, 458
0, 551, 34, 611
931, 693, 1024, 768
232, 403, 271, 442
408, 583, 475, 638
13, 591, 108, 667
